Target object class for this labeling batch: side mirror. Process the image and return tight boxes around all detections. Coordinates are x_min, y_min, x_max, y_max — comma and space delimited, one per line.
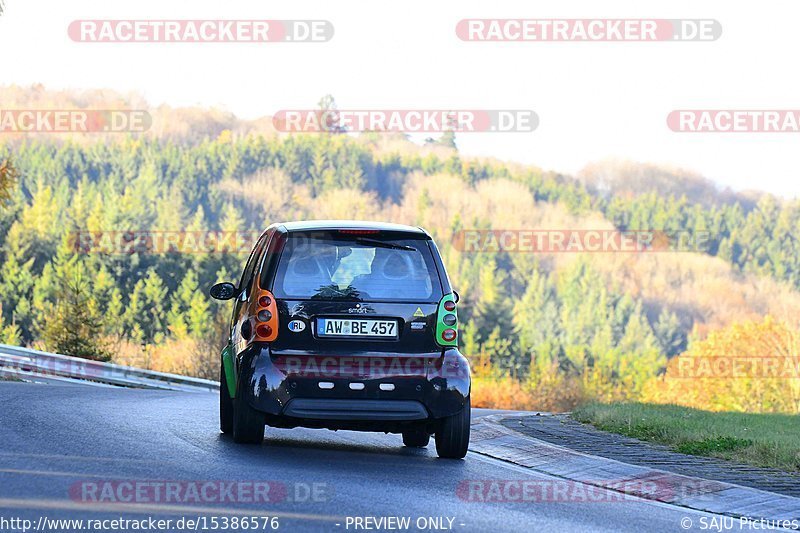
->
452, 290, 460, 303
209, 282, 237, 301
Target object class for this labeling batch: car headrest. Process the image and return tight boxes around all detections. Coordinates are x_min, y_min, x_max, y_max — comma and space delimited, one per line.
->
371, 249, 412, 280
290, 255, 326, 277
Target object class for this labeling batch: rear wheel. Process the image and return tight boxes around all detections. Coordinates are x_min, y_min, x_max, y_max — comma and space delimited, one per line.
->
402, 429, 430, 448
232, 375, 265, 444
219, 361, 233, 434
434, 396, 471, 459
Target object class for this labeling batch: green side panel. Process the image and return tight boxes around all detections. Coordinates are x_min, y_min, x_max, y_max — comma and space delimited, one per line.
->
435, 293, 459, 347
221, 344, 236, 398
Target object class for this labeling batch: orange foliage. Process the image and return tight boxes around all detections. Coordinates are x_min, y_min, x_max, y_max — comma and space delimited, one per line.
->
469, 348, 584, 412
643, 317, 800, 413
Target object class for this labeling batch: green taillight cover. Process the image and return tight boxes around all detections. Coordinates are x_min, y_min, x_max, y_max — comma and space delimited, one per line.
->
436, 293, 459, 346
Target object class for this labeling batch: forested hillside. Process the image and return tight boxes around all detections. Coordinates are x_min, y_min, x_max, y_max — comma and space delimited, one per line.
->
1, 86, 799, 413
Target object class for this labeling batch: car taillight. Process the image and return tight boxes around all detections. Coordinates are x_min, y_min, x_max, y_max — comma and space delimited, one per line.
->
252, 289, 278, 342
442, 329, 457, 342
444, 300, 456, 312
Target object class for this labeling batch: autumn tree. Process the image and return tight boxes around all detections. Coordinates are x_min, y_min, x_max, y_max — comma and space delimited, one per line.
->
0, 158, 19, 205
643, 317, 800, 414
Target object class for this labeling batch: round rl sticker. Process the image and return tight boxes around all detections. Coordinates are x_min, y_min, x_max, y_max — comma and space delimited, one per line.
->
288, 320, 306, 333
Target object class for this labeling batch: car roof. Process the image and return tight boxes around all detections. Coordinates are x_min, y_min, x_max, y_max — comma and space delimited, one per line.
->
275, 220, 429, 236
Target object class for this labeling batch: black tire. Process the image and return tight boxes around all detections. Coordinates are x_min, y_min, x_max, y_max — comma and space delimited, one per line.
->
220, 361, 233, 434
434, 396, 471, 459
232, 374, 265, 444
402, 429, 430, 448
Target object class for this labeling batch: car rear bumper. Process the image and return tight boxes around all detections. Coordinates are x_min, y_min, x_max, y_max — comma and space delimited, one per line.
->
282, 398, 428, 421
235, 344, 471, 426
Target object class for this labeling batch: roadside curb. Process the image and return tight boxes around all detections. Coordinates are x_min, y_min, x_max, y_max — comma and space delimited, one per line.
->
469, 414, 800, 521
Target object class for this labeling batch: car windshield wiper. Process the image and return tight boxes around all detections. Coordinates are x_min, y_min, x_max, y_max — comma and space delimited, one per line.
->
355, 238, 415, 251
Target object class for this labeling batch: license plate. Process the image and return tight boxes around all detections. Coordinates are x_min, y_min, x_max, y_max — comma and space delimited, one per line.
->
317, 318, 398, 338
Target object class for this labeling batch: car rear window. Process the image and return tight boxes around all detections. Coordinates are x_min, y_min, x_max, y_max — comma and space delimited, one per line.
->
271, 233, 443, 302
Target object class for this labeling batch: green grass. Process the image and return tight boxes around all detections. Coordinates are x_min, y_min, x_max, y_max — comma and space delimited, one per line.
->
572, 402, 800, 472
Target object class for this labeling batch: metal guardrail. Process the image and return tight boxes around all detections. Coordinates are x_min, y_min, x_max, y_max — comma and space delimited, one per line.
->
0, 343, 219, 392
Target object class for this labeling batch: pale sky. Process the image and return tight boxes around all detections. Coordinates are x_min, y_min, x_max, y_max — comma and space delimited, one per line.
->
2, 0, 800, 197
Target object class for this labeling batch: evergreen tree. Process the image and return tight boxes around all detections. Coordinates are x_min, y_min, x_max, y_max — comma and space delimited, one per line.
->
654, 309, 687, 357
438, 130, 457, 150
42, 260, 110, 361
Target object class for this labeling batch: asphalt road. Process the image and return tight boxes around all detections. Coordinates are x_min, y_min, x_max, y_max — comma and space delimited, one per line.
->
0, 382, 777, 532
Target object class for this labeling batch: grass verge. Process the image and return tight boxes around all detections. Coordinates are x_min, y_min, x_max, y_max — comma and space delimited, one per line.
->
572, 402, 800, 472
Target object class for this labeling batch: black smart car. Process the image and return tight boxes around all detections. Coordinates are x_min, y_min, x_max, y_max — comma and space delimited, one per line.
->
210, 221, 471, 458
